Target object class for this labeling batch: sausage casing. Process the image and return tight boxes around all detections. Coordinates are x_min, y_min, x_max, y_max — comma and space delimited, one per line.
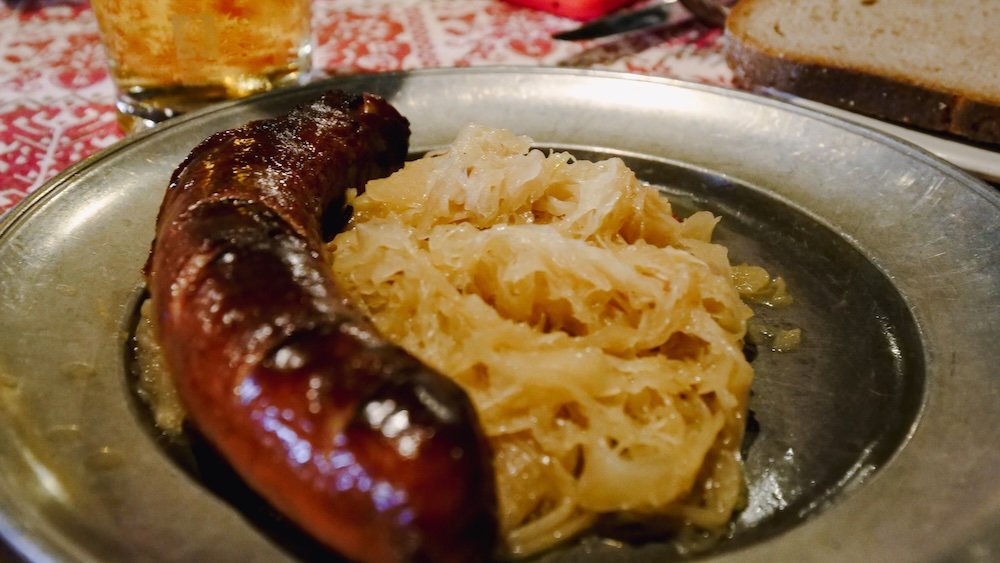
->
145, 91, 498, 562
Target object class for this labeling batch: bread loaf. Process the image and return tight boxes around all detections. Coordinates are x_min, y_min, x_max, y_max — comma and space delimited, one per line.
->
724, 0, 1000, 144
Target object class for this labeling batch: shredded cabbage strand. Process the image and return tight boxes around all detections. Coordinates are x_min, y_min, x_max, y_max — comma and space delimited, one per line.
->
330, 124, 753, 556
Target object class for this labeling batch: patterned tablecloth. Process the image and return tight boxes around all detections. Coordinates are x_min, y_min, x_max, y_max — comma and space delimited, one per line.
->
0, 0, 732, 216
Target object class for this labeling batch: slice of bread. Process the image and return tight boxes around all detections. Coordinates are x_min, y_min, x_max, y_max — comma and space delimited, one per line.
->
724, 0, 1000, 144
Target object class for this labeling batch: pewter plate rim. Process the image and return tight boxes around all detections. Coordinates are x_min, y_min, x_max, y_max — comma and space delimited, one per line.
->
1, 67, 997, 563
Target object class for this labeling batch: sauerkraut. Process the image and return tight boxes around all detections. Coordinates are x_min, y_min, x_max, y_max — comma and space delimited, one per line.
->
330, 124, 754, 555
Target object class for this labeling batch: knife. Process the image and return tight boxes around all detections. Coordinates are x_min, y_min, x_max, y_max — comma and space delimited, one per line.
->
552, 0, 729, 41
552, 1, 676, 41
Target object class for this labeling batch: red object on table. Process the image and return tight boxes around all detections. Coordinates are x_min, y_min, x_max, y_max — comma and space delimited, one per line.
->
501, 0, 637, 20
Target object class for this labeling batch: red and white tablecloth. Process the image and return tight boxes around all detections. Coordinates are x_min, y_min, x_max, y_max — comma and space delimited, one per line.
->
0, 0, 732, 216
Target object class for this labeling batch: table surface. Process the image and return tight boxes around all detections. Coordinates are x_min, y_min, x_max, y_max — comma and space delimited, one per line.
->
0, 0, 732, 217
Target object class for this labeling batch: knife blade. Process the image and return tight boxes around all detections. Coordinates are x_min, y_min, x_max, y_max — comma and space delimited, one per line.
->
552, 1, 674, 41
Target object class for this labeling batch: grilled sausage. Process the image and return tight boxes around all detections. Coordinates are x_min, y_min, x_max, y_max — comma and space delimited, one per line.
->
145, 91, 498, 562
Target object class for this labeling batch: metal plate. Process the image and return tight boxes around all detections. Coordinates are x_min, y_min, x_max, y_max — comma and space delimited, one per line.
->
758, 89, 1000, 184
0, 67, 997, 563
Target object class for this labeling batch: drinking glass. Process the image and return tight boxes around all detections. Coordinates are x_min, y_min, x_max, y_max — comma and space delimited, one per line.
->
91, 0, 312, 132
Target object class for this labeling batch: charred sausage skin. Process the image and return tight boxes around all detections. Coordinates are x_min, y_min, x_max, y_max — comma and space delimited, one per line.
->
146, 92, 498, 562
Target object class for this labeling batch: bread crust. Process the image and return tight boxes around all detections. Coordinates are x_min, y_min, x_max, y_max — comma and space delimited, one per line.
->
724, 4, 1000, 145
